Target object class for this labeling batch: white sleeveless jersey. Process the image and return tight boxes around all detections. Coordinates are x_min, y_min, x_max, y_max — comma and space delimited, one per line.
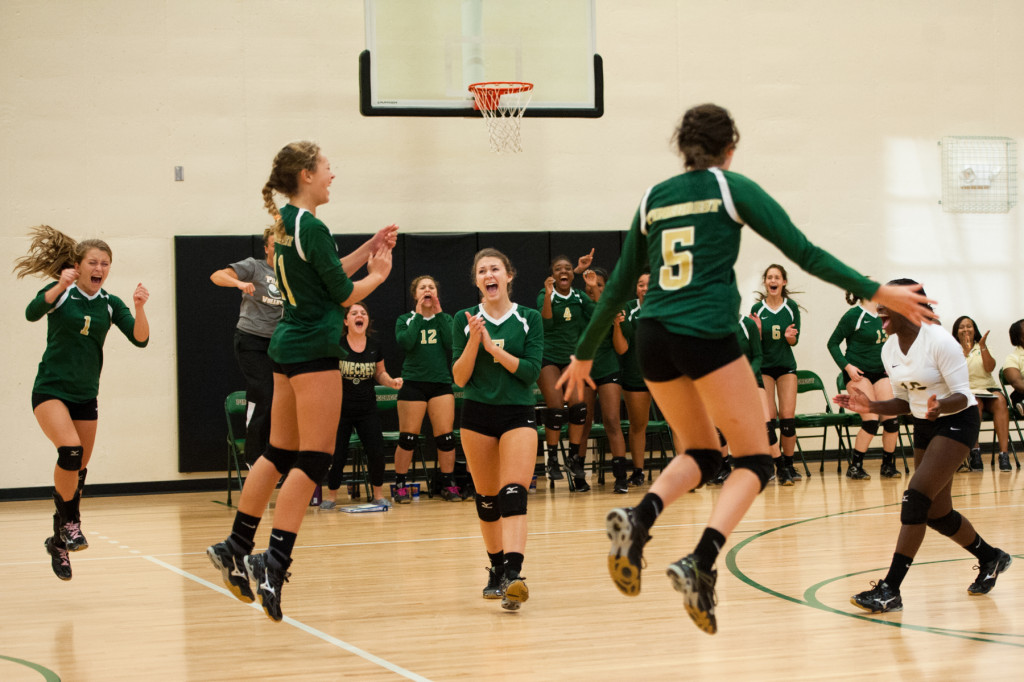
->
882, 322, 976, 419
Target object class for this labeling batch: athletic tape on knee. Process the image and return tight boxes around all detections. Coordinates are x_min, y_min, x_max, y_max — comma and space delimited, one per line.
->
475, 494, 501, 522
900, 488, 932, 526
860, 419, 879, 436
568, 402, 587, 426
927, 509, 963, 537
882, 419, 900, 434
546, 408, 567, 431
264, 445, 298, 475
435, 431, 456, 452
732, 454, 774, 491
498, 483, 529, 517
686, 449, 724, 487
294, 450, 331, 483
765, 421, 778, 446
397, 432, 418, 451
779, 418, 796, 438
56, 446, 83, 472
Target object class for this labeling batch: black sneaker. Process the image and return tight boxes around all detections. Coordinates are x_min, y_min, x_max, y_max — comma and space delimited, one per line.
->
708, 461, 731, 486
776, 464, 794, 487
628, 469, 646, 487
968, 448, 983, 471
45, 536, 72, 581
573, 475, 591, 492
439, 486, 464, 502
788, 465, 803, 481
851, 580, 902, 613
393, 486, 412, 505
605, 507, 650, 596
59, 520, 88, 552
879, 458, 902, 478
566, 454, 586, 479
956, 457, 972, 473
207, 540, 255, 603
500, 572, 529, 611
245, 553, 291, 622
482, 567, 503, 600
666, 555, 718, 635
968, 550, 1012, 595
998, 452, 1012, 472
613, 476, 629, 494
546, 454, 564, 481
846, 463, 871, 480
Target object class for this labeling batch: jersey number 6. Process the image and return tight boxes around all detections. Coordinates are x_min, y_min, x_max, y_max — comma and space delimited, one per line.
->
659, 226, 694, 291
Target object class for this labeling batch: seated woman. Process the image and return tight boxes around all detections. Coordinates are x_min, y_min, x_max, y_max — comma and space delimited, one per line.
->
1002, 319, 1024, 417
953, 315, 1011, 472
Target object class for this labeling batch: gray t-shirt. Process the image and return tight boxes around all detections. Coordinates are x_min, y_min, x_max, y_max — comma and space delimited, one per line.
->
230, 257, 284, 338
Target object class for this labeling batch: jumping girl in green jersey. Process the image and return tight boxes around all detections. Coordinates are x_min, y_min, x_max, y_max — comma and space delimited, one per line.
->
16, 225, 150, 581
454, 248, 544, 611
558, 103, 934, 634
208, 141, 396, 622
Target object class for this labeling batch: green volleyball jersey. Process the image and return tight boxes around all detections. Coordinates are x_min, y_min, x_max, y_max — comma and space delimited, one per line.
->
452, 304, 543, 405
26, 283, 148, 402
827, 305, 887, 373
618, 299, 644, 386
750, 299, 800, 370
395, 311, 454, 383
576, 168, 878, 360
268, 204, 354, 364
592, 320, 621, 379
736, 315, 763, 381
537, 287, 594, 363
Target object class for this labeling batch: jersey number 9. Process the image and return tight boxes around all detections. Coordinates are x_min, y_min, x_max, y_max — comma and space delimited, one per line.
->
659, 227, 694, 290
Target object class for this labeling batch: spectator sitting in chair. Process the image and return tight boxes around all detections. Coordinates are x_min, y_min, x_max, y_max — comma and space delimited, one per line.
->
952, 315, 1011, 472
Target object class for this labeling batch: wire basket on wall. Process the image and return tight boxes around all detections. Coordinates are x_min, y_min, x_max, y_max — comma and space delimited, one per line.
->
940, 136, 1017, 213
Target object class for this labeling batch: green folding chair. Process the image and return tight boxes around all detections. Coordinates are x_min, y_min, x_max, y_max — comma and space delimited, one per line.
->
224, 391, 248, 506
793, 370, 859, 475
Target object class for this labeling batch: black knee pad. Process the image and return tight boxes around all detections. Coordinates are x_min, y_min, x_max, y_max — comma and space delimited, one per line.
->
900, 488, 932, 526
498, 483, 529, 517
716, 428, 727, 448
398, 432, 418, 450
294, 450, 331, 483
882, 419, 900, 434
546, 408, 567, 431
475, 494, 501, 522
779, 418, 796, 438
56, 446, 83, 472
860, 419, 879, 436
264, 445, 298, 475
435, 431, 456, 452
686, 449, 724, 487
927, 509, 963, 537
765, 421, 778, 446
732, 454, 774, 491
568, 402, 587, 426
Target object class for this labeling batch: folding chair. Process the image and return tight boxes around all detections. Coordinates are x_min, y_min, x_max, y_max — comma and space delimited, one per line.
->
375, 385, 433, 498
835, 373, 911, 474
224, 391, 248, 506
793, 370, 859, 475
992, 370, 1022, 469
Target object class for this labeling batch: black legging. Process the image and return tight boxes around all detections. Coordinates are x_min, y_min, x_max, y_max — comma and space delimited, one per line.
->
327, 410, 386, 491
233, 330, 274, 464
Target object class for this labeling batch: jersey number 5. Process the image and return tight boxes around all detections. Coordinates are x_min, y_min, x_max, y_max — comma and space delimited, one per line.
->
659, 226, 694, 290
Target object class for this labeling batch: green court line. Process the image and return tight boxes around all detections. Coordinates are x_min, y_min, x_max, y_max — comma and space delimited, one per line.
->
0, 654, 61, 681
725, 488, 1022, 646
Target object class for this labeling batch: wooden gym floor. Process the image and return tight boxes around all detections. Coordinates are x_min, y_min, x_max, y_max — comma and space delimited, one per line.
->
1, 464, 1022, 681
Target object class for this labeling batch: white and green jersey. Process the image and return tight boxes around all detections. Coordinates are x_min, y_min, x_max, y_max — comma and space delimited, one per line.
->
395, 311, 454, 383
750, 299, 800, 370
736, 315, 763, 384
827, 305, 886, 373
537, 287, 594, 363
26, 282, 148, 402
453, 304, 544, 405
577, 168, 877, 360
268, 204, 354, 364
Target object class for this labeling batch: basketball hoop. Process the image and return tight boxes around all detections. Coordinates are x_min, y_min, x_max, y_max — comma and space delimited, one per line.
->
468, 82, 534, 153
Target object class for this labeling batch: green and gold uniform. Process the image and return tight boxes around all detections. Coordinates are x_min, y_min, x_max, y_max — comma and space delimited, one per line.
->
618, 299, 644, 389
750, 299, 800, 371
537, 288, 594, 364
736, 315, 764, 388
26, 283, 148, 402
395, 312, 454, 383
453, 304, 544, 405
576, 168, 878, 359
268, 205, 354, 364
592, 311, 626, 381
827, 305, 886, 374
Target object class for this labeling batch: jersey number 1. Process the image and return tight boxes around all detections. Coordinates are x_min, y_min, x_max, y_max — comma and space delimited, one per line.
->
80, 315, 91, 336
659, 226, 694, 290
275, 254, 297, 306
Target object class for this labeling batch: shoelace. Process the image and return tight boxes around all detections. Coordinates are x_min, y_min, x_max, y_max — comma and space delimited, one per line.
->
64, 522, 84, 540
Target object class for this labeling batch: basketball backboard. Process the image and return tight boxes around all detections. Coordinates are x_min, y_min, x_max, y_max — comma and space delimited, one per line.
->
360, 0, 602, 118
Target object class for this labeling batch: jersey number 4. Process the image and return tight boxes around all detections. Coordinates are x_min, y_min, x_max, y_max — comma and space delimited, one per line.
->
659, 226, 694, 290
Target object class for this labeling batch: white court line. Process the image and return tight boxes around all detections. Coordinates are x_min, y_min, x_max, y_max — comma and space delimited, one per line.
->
144, 555, 432, 682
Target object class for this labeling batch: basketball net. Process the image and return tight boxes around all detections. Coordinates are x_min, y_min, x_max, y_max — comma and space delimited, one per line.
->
469, 82, 534, 153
